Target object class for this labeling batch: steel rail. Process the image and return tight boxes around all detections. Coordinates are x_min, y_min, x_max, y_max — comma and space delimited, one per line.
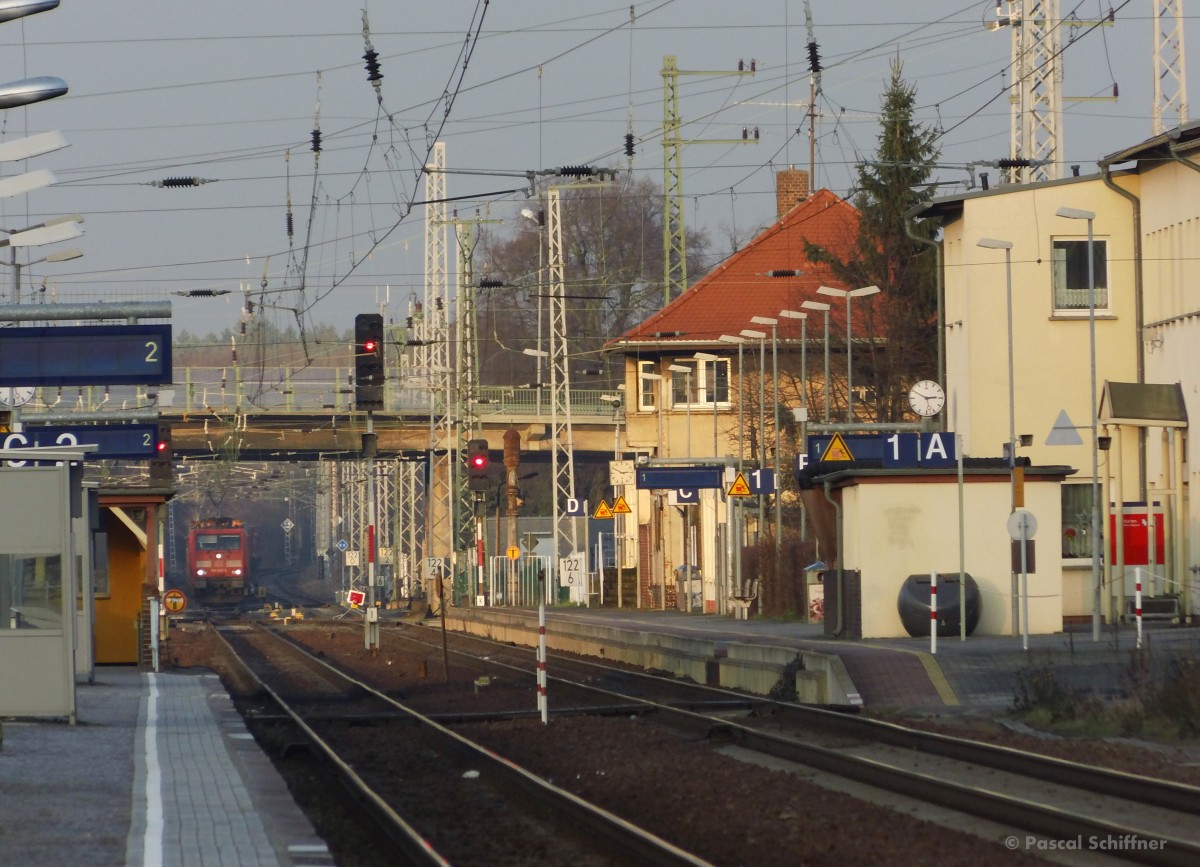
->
374, 622, 1200, 866
227, 623, 715, 867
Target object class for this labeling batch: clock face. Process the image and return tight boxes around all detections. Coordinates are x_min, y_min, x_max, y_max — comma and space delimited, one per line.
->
907, 380, 945, 417
0, 386, 35, 408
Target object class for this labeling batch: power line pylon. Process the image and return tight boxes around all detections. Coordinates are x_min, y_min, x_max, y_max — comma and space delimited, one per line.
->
420, 142, 456, 574
991, 1, 1063, 183
661, 55, 757, 305
1152, 0, 1189, 135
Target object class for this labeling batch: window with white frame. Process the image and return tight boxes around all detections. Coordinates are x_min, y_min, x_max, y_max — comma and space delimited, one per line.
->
1060, 483, 1097, 559
671, 358, 729, 407
1052, 238, 1108, 313
638, 361, 658, 410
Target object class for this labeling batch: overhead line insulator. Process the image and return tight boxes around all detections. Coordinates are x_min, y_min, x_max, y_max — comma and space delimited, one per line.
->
311, 129, 322, 154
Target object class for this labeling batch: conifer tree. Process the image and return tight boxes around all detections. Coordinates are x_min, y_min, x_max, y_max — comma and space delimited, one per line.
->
805, 59, 941, 421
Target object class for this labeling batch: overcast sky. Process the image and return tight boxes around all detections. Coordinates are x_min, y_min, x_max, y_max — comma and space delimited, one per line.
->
0, 1, 1185, 339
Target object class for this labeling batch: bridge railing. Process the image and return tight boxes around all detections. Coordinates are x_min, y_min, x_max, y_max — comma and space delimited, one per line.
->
16, 369, 616, 418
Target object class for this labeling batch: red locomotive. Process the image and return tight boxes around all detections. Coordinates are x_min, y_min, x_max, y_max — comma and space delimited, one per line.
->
186, 518, 252, 601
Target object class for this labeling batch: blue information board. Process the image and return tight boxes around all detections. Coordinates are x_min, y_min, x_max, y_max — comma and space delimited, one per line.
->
805, 432, 956, 469
4, 423, 160, 459
0, 324, 172, 386
636, 466, 724, 490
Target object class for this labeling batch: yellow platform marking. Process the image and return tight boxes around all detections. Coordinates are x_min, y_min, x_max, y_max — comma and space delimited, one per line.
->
822, 432, 855, 462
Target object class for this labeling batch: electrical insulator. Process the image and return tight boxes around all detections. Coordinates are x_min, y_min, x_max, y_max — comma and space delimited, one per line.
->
155, 177, 205, 188
807, 41, 822, 74
754, 127, 760, 141
311, 129, 322, 154
286, 210, 294, 239
624, 132, 635, 157
738, 59, 745, 71
478, 278, 504, 289
363, 48, 383, 84
742, 127, 748, 140
557, 165, 595, 177
996, 158, 1032, 169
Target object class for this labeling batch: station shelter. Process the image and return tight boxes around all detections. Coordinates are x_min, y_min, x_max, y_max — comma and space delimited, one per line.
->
94, 486, 171, 665
800, 455, 1074, 639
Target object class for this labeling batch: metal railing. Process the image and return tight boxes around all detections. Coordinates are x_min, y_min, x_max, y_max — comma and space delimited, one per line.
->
16, 368, 615, 418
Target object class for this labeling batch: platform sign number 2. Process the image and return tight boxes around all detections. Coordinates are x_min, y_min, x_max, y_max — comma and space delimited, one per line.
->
558, 554, 584, 587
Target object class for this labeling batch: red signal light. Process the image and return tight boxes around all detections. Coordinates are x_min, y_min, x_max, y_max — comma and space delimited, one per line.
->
470, 454, 486, 468
362, 339, 377, 353
156, 440, 168, 453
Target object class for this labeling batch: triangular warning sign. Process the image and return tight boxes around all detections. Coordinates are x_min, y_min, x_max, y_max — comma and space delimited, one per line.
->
727, 472, 752, 497
612, 495, 631, 514
822, 432, 855, 462
593, 499, 614, 519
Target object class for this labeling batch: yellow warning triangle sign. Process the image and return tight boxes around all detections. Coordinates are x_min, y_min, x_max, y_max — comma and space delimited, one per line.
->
822, 432, 855, 462
727, 472, 752, 497
612, 495, 631, 514
593, 499, 614, 519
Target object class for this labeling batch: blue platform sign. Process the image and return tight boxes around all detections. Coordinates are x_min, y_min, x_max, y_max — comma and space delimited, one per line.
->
636, 466, 723, 490
4, 423, 160, 459
805, 432, 956, 469
745, 467, 776, 494
0, 324, 172, 386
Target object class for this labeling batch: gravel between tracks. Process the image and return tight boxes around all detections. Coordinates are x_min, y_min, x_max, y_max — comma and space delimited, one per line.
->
166, 620, 1200, 866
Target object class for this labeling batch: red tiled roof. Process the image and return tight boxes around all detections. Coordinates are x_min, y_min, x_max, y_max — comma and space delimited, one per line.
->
609, 189, 860, 347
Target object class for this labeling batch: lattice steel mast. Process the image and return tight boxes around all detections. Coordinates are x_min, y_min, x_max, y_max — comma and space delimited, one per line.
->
1152, 0, 1189, 134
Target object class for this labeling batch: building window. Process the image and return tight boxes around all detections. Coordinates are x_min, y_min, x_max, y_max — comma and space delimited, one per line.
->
670, 358, 729, 407
1061, 483, 1097, 559
1052, 239, 1108, 312
638, 361, 657, 411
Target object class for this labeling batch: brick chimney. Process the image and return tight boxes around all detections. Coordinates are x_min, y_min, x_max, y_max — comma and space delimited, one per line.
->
775, 167, 810, 218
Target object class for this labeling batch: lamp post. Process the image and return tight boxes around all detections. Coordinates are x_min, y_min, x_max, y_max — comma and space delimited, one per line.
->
1056, 207, 1103, 643
2, 214, 83, 303
746, 322, 772, 544
668, 363, 693, 458
780, 309, 808, 545
718, 334, 747, 599
601, 392, 625, 607
816, 285, 881, 422
801, 299, 831, 422
977, 237, 1020, 638
693, 351, 720, 457
640, 370, 666, 609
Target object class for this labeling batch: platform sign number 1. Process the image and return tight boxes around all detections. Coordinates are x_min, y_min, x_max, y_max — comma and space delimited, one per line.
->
558, 554, 584, 587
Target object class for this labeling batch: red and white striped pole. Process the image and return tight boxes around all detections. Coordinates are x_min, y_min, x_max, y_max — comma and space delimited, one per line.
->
1135, 566, 1143, 649
537, 599, 548, 724
930, 571, 938, 655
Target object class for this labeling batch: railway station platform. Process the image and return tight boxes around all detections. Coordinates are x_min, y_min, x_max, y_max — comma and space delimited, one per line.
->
441, 605, 1200, 713
0, 666, 332, 867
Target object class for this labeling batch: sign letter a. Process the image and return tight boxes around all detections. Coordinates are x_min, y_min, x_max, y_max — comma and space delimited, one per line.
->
923, 433, 949, 461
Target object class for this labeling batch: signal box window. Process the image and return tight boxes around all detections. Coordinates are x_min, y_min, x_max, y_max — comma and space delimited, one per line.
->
638, 361, 657, 411
1052, 239, 1108, 314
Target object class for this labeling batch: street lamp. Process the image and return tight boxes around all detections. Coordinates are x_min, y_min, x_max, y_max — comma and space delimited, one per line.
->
816, 285, 881, 422
718, 335, 747, 469
668, 364, 693, 458
719, 334, 747, 600
1056, 206, 1103, 643
2, 214, 83, 303
639, 370, 666, 610
601, 392, 625, 607
977, 237, 1020, 638
780, 309, 808, 545
749, 317, 777, 545
693, 351, 720, 456
801, 299, 831, 422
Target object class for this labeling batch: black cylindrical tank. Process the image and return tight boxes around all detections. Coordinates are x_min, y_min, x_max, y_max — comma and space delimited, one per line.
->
897, 573, 981, 637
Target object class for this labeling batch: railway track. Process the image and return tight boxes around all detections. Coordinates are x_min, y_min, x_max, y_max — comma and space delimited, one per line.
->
360, 621, 1200, 867
212, 622, 713, 867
